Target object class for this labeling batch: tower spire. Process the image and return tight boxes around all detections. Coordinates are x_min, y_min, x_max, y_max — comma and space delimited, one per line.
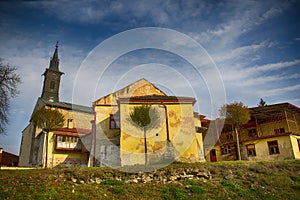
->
49, 41, 59, 71
41, 42, 64, 102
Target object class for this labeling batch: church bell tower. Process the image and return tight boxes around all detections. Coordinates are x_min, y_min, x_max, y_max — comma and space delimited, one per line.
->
41, 42, 64, 102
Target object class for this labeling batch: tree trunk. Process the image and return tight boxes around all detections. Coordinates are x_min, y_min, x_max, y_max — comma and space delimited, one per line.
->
144, 127, 148, 165
45, 131, 49, 168
235, 127, 241, 160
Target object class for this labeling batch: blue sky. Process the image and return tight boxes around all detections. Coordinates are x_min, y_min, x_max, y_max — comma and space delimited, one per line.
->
0, 0, 300, 155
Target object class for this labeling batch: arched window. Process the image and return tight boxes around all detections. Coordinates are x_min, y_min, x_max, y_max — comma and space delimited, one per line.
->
50, 80, 55, 89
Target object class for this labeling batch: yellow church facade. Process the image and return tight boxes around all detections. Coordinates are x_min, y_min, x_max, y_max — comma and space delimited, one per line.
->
92, 79, 205, 166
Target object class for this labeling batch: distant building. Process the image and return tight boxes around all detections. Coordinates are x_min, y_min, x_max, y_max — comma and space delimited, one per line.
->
205, 103, 300, 162
0, 148, 19, 166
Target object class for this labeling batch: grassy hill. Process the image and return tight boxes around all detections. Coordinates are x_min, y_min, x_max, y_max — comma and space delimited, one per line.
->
1, 160, 300, 199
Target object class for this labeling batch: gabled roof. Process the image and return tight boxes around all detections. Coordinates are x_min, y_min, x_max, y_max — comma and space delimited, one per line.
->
94, 78, 167, 106
37, 98, 93, 113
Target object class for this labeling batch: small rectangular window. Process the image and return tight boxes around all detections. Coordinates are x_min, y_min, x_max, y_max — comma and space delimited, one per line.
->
248, 129, 258, 138
274, 128, 285, 135
220, 144, 235, 155
268, 140, 280, 155
246, 144, 256, 157
226, 134, 233, 141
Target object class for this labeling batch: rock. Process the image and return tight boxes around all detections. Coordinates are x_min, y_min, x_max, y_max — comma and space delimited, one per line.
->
224, 170, 234, 180
95, 178, 101, 184
132, 179, 138, 183
168, 175, 177, 181
89, 179, 95, 184
71, 178, 77, 183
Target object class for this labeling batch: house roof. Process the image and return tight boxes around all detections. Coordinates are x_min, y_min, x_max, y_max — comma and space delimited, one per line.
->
118, 95, 197, 104
54, 128, 91, 137
250, 102, 300, 121
38, 98, 93, 113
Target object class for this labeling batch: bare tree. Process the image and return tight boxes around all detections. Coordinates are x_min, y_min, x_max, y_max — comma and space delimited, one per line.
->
0, 59, 21, 135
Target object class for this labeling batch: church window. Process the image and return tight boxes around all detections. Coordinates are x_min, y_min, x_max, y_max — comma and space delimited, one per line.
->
110, 114, 120, 129
50, 80, 55, 89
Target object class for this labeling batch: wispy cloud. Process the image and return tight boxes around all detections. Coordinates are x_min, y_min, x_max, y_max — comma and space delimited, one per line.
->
258, 84, 300, 97
238, 73, 300, 87
244, 60, 300, 74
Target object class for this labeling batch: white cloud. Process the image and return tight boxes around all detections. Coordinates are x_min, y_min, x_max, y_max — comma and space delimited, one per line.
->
213, 42, 267, 63
244, 60, 300, 75
258, 84, 300, 97
238, 73, 300, 87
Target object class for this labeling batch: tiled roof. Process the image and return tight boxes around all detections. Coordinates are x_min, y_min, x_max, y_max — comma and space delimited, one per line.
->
119, 95, 196, 104
39, 98, 93, 113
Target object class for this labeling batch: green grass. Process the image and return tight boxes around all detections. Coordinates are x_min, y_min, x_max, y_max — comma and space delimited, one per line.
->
0, 160, 300, 199
101, 179, 124, 185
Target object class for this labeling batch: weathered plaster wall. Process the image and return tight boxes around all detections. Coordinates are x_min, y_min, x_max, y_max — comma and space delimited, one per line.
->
93, 79, 168, 166
94, 105, 120, 166
19, 124, 34, 166
244, 136, 294, 161
47, 107, 93, 130
120, 103, 204, 166
209, 136, 295, 162
290, 135, 300, 159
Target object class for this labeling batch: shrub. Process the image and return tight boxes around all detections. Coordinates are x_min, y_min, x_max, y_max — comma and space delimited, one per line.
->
101, 179, 124, 185
290, 176, 300, 183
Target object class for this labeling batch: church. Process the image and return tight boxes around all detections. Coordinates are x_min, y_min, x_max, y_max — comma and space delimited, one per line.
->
18, 43, 93, 167
18, 44, 206, 167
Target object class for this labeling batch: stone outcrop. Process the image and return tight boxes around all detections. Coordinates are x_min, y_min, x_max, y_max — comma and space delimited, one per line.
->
66, 166, 212, 185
